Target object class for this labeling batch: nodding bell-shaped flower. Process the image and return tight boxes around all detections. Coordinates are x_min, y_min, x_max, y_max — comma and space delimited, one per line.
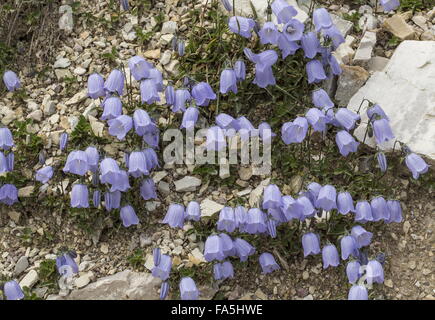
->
335, 130, 359, 157
220, 0, 232, 12
322, 25, 345, 50
263, 184, 282, 210
380, 0, 400, 12
228, 16, 255, 38
306, 108, 327, 132
133, 109, 154, 136
0, 127, 14, 150
367, 104, 389, 121
93, 190, 101, 208
258, 122, 276, 142
177, 40, 185, 56
259, 22, 280, 45
100, 158, 121, 185
341, 235, 358, 260
312, 88, 334, 111
101, 96, 122, 121
56, 252, 79, 277
316, 185, 337, 211
337, 191, 355, 215
165, 84, 175, 106
192, 82, 216, 106
281, 117, 308, 144
214, 261, 234, 280
386, 200, 402, 223
306, 59, 327, 84
181, 107, 199, 130
63, 150, 88, 176
405, 153, 429, 180
271, 0, 297, 24
172, 88, 191, 113
376, 152, 387, 173
259, 252, 280, 274
140, 178, 157, 200
109, 169, 130, 192
153, 248, 161, 266
59, 132, 68, 151
301, 32, 320, 59
148, 68, 164, 92
234, 206, 247, 232
0, 184, 18, 206
186, 201, 201, 221
302, 232, 321, 257
71, 184, 89, 208
282, 19, 305, 42
162, 203, 185, 229
346, 261, 361, 284
313, 8, 333, 32
152, 254, 172, 280
355, 201, 373, 223
322, 244, 340, 269
0, 152, 8, 173
348, 285, 368, 300
307, 182, 322, 202
140, 79, 160, 105
297, 195, 316, 219
87, 73, 105, 99
179, 277, 199, 300
245, 208, 267, 234
143, 148, 160, 170
237, 116, 258, 140
160, 282, 169, 300
277, 33, 300, 59
128, 151, 149, 178
108, 115, 133, 140
104, 191, 121, 211
85, 147, 99, 172
351, 225, 373, 248
120, 205, 139, 227
281, 195, 303, 220
206, 126, 226, 151
366, 260, 384, 284
373, 118, 394, 144
219, 233, 236, 257
4, 280, 24, 300
3, 70, 21, 92
128, 56, 152, 81
216, 113, 240, 132
233, 238, 256, 262
35, 166, 54, 184
6, 152, 13, 171
370, 196, 389, 221
335, 108, 360, 131
104, 69, 124, 95
217, 207, 237, 233
220, 69, 238, 94
244, 48, 279, 73
204, 234, 225, 262
267, 207, 286, 223
234, 60, 246, 82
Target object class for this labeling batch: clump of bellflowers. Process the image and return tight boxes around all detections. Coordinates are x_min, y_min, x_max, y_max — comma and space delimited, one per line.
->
0, 126, 18, 206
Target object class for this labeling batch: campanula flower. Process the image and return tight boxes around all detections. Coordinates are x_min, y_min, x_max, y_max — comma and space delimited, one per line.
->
263, 184, 282, 210
185, 201, 201, 221
244, 49, 279, 72
143, 148, 160, 170
221, 0, 232, 12
108, 115, 133, 140
56, 252, 79, 276
148, 68, 164, 92
245, 208, 267, 234
337, 191, 354, 215
100, 158, 121, 185
259, 252, 280, 274
348, 285, 368, 300
372, 118, 394, 144
335, 130, 359, 156
281, 195, 303, 220
85, 147, 99, 172
87, 73, 105, 99
302, 232, 321, 257
335, 108, 360, 131
35, 166, 54, 184
142, 124, 159, 149
316, 185, 337, 211
59, 132, 68, 151
165, 84, 175, 106
204, 234, 225, 262
355, 201, 373, 223
177, 40, 185, 56
237, 116, 258, 140
267, 219, 278, 238
128, 56, 152, 81
267, 207, 286, 223
0, 152, 7, 173
3, 71, 21, 92
297, 195, 316, 218
376, 152, 387, 173
307, 182, 322, 203
216, 113, 239, 132
162, 203, 185, 228
366, 260, 384, 284
346, 261, 361, 284
234, 60, 246, 82
120, 205, 139, 227
367, 104, 389, 121
139, 178, 156, 201
214, 261, 234, 280
180, 107, 199, 131
306, 59, 327, 83
63, 150, 88, 176
259, 22, 280, 45
206, 126, 226, 151
341, 235, 357, 260
153, 248, 161, 267
179, 277, 199, 300
312, 88, 334, 111
93, 190, 101, 208
5, 152, 13, 171
228, 16, 255, 38
370, 196, 389, 221
120, 0, 129, 10
253, 66, 276, 88
0, 184, 18, 205
277, 33, 300, 59
233, 238, 256, 262
281, 117, 308, 144
258, 122, 276, 141
306, 108, 327, 132
160, 282, 169, 300
271, 0, 297, 24
172, 88, 191, 113
282, 19, 304, 42
0, 127, 14, 150
313, 8, 333, 32
3, 280, 24, 300
351, 225, 373, 248
386, 200, 402, 223
109, 169, 130, 192
301, 32, 320, 59
380, 0, 400, 12
219, 233, 236, 257
104, 69, 124, 95
152, 254, 172, 280
128, 151, 149, 178
217, 207, 237, 233
234, 206, 247, 232
323, 25, 345, 49
104, 191, 121, 211
133, 109, 153, 136
101, 96, 122, 121
405, 153, 429, 179
192, 82, 216, 106
140, 79, 160, 104
71, 184, 89, 208
220, 69, 238, 94
322, 244, 340, 269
